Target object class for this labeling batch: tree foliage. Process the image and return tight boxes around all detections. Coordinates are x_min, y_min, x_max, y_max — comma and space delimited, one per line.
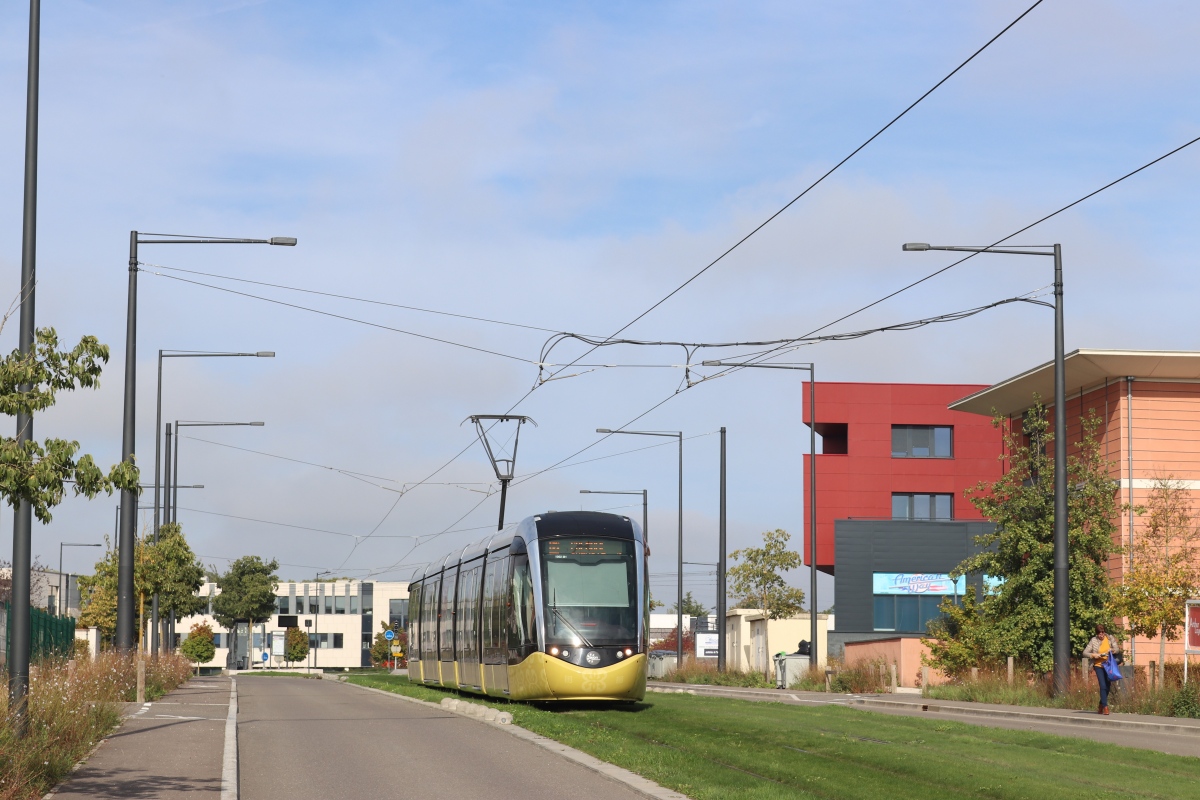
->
180, 622, 216, 668
148, 523, 207, 621
284, 625, 309, 665
212, 556, 279, 629
925, 402, 1119, 675
0, 328, 140, 523
671, 591, 709, 617
1112, 476, 1200, 680
728, 528, 805, 678
371, 620, 405, 667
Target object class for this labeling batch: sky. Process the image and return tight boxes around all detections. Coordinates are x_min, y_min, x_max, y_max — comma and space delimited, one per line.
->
0, 0, 1198, 614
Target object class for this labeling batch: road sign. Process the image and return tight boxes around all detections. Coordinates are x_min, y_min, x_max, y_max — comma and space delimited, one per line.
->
391, 645, 402, 655
384, 629, 395, 641
262, 651, 269, 663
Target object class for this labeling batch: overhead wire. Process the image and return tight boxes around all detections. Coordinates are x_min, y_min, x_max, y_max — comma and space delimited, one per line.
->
532, 0, 1047, 386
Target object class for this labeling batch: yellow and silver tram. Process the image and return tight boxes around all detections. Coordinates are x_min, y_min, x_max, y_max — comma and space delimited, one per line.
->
407, 511, 648, 701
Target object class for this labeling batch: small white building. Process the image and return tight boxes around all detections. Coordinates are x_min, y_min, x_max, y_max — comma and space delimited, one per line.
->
175, 579, 408, 671
725, 608, 830, 674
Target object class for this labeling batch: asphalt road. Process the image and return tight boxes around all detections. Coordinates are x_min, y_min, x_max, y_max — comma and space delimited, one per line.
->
236, 676, 648, 800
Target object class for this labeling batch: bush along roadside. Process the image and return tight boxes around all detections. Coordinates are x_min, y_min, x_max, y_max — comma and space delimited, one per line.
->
0, 653, 193, 800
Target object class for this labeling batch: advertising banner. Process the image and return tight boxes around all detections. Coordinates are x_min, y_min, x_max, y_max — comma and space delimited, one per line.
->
695, 632, 719, 659
872, 573, 966, 595
1186, 600, 1200, 655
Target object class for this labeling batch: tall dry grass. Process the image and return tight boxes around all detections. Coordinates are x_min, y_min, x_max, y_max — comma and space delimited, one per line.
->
0, 653, 193, 800
661, 658, 774, 688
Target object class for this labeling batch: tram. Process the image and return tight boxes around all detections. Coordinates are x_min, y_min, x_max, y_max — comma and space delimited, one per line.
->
407, 511, 648, 701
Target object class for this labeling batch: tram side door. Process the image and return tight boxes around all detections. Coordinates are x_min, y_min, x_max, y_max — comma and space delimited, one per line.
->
456, 562, 483, 690
481, 553, 509, 696
421, 575, 440, 683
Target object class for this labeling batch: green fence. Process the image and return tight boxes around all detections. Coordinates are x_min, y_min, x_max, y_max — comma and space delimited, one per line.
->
2, 601, 77, 665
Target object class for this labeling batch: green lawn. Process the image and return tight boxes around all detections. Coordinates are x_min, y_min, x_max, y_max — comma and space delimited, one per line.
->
348, 674, 1200, 799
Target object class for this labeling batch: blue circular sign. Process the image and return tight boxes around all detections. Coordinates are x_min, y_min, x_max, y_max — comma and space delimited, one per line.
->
261, 652, 269, 662
384, 629, 395, 641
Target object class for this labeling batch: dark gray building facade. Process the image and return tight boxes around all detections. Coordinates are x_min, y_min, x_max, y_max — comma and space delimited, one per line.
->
830, 518, 995, 658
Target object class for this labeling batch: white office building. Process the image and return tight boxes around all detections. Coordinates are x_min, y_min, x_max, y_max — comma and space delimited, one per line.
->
175, 579, 409, 671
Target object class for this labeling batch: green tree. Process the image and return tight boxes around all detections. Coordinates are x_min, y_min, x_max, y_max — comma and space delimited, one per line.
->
1113, 476, 1200, 685
145, 522, 207, 647
212, 556, 279, 668
925, 402, 1119, 675
670, 591, 709, 617
0, 328, 140, 521
647, 593, 664, 612
284, 626, 309, 666
728, 528, 805, 678
180, 622, 216, 673
78, 535, 150, 640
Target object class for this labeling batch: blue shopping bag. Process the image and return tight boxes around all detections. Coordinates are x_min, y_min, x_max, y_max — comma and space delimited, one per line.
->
1103, 655, 1122, 681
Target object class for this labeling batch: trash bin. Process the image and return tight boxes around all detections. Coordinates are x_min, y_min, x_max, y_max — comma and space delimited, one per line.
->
648, 651, 678, 680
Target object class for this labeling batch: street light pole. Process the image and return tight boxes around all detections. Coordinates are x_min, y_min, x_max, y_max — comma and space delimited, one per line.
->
597, 428, 684, 664
152, 350, 273, 652
703, 362, 818, 669
903, 241, 1068, 694
718, 426, 727, 672
315, 570, 333, 672
117, 233, 295, 652
10, 0, 42, 733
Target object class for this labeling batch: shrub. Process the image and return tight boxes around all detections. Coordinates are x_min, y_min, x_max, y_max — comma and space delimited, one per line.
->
662, 659, 772, 688
180, 623, 216, 672
71, 638, 90, 661
284, 626, 309, 665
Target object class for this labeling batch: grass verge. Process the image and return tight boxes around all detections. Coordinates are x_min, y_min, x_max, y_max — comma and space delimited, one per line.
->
0, 653, 193, 800
347, 674, 1200, 799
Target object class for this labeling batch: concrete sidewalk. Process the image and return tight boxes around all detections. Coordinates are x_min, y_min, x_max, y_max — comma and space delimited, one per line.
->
50, 676, 234, 799
646, 680, 1200, 757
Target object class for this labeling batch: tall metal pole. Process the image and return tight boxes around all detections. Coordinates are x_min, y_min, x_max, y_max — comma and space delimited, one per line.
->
151, 352, 163, 653
9, 0, 42, 733
172, 422, 180, 523
163, 425, 173, 530
116, 230, 139, 652
809, 368, 818, 669
57, 544, 63, 616
641, 490, 648, 547
677, 433, 683, 665
717, 427, 727, 672
1052, 243, 1069, 695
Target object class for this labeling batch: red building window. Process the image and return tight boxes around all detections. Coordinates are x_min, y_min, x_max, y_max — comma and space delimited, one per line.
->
891, 425, 953, 458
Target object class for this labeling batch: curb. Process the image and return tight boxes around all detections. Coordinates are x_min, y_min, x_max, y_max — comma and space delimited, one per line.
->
341, 681, 689, 800
852, 697, 1200, 735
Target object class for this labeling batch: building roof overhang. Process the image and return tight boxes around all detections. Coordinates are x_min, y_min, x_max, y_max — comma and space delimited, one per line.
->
950, 349, 1200, 417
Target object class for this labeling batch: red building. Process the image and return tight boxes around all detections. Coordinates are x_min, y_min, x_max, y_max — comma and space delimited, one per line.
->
802, 383, 1004, 574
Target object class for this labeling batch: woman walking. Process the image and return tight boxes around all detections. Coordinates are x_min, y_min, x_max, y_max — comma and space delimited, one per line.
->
1082, 624, 1122, 715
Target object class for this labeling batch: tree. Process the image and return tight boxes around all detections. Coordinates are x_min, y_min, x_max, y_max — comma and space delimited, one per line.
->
0, 555, 50, 606
0, 328, 140, 520
728, 528, 805, 678
145, 523, 207, 647
1113, 476, 1200, 685
648, 593, 664, 612
212, 556, 279, 669
180, 622, 216, 674
656, 626, 694, 656
670, 591, 709, 617
925, 402, 1119, 675
284, 626, 309, 666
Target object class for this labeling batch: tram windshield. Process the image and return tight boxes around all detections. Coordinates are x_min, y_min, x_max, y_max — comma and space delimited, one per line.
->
540, 537, 638, 646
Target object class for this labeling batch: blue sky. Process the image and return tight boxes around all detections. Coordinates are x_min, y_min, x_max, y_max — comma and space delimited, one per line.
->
1, 1, 1198, 612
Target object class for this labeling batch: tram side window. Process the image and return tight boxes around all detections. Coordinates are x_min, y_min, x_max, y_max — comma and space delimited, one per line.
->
482, 554, 508, 664
409, 583, 421, 660
439, 569, 457, 661
509, 555, 537, 662
423, 576, 440, 660
457, 564, 481, 661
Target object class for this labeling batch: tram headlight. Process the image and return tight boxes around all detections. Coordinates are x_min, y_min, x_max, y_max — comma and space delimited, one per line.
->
616, 650, 624, 659
624, 648, 633, 656
550, 646, 559, 656
561, 649, 570, 659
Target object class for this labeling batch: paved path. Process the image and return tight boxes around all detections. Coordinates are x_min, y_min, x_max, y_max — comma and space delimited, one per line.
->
647, 681, 1200, 758
52, 676, 232, 798
237, 675, 648, 800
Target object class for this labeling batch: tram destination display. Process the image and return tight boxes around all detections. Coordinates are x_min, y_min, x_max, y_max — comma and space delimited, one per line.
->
544, 539, 626, 557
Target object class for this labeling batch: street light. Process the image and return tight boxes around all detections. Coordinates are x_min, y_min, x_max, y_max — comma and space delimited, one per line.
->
903, 241, 1068, 694
703, 361, 819, 671
57, 543, 101, 616
151, 350, 273, 653
118, 231, 295, 653
161, 420, 263, 654
596, 428, 684, 664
